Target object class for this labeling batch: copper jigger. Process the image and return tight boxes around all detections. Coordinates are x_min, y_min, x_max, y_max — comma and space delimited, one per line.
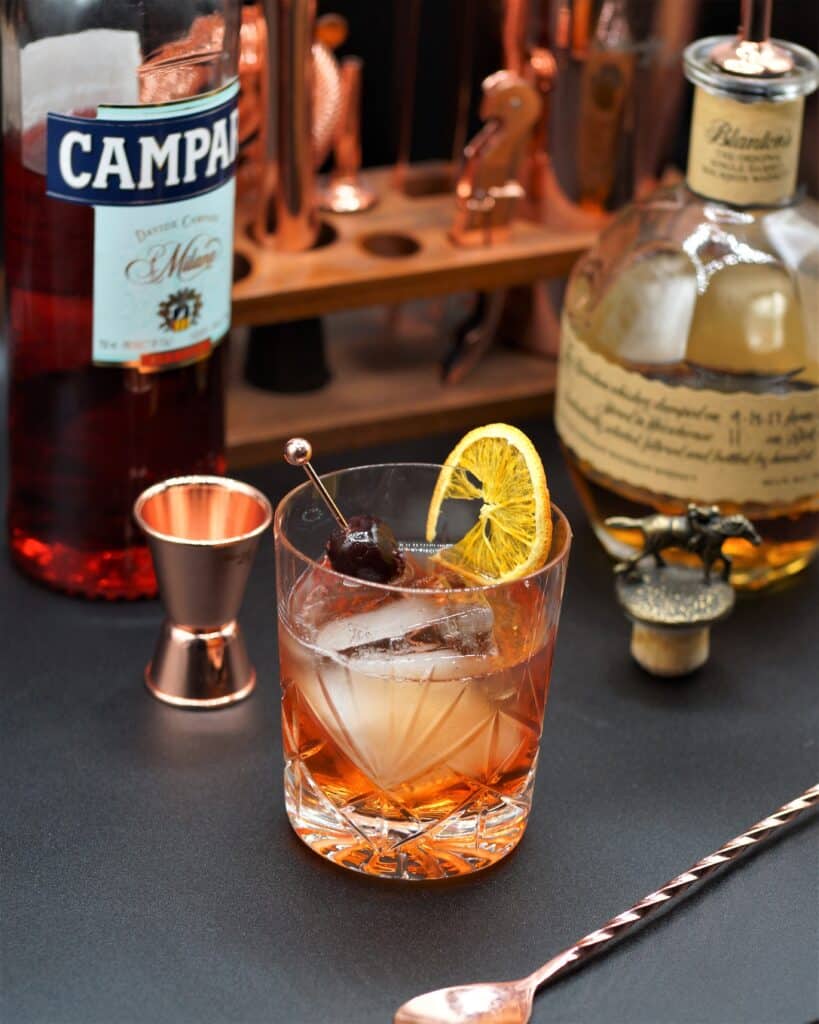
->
134, 476, 272, 709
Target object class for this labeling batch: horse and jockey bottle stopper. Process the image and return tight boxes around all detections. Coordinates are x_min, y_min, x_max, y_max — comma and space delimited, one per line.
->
606, 505, 761, 677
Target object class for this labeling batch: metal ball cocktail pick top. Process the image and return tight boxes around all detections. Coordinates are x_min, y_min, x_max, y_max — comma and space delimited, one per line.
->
134, 476, 272, 708
394, 782, 819, 1024
284, 437, 348, 529
284, 438, 405, 587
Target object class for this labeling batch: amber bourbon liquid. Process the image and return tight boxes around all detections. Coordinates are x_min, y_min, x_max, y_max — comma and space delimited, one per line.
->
555, 33, 819, 590
279, 550, 556, 880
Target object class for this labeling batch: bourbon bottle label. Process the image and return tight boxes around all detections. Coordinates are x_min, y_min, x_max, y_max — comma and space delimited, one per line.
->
46, 81, 238, 371
555, 320, 819, 505
686, 86, 803, 207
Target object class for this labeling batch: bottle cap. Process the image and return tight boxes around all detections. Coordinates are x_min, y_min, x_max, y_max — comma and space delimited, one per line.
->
684, 37, 818, 101
684, 0, 818, 107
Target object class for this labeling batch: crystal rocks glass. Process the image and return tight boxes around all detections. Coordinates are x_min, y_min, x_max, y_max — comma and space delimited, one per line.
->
275, 463, 571, 880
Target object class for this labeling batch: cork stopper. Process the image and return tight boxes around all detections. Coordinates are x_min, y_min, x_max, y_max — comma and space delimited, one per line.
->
616, 566, 735, 678
630, 623, 710, 677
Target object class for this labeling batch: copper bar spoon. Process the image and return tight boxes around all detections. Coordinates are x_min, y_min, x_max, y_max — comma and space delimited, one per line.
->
395, 783, 819, 1024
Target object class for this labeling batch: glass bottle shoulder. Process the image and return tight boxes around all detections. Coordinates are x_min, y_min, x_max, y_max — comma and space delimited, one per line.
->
565, 184, 819, 388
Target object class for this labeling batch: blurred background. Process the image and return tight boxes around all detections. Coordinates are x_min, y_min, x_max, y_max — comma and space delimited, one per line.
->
1, 0, 816, 275
1, 0, 817, 443
317, 0, 818, 201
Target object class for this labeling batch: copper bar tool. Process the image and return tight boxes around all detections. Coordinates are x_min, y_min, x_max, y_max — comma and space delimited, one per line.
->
518, 0, 608, 229
441, 290, 507, 386
246, 6, 343, 234
269, 0, 319, 251
502, 0, 530, 76
395, 782, 819, 1024
570, 0, 594, 60
450, 71, 541, 247
711, 0, 793, 75
576, 0, 636, 212
522, 35, 558, 218
502, 0, 558, 214
321, 57, 378, 214
392, 0, 422, 191
236, 2, 269, 219
312, 13, 347, 166
449, 2, 474, 183
134, 477, 272, 708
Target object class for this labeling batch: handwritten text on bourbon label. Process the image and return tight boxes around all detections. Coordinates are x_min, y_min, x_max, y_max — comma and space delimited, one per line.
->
555, 322, 818, 505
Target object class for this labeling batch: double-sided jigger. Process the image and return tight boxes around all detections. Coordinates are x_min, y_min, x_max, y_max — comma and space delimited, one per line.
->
134, 476, 272, 709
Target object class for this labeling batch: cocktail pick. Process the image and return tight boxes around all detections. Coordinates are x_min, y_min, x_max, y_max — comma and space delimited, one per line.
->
394, 782, 819, 1024
284, 437, 347, 529
283, 439, 404, 584
134, 476, 272, 708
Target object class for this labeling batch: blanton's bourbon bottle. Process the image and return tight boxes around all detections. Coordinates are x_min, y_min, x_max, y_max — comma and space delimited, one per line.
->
2, 3, 240, 597
555, 8, 819, 589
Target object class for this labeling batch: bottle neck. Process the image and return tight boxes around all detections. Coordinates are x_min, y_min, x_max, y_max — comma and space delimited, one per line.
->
686, 84, 804, 207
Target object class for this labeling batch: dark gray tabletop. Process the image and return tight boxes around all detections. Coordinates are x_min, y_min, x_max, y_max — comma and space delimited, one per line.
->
2, 418, 818, 1024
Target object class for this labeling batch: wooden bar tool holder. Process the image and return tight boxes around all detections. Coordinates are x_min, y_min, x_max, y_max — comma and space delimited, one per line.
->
228, 3, 599, 468
229, 166, 596, 467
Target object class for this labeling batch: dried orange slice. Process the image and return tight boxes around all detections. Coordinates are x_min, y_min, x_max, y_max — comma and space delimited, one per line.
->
426, 423, 552, 583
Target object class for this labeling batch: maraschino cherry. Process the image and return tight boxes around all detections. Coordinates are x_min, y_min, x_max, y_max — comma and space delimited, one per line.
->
326, 514, 404, 583
284, 438, 403, 584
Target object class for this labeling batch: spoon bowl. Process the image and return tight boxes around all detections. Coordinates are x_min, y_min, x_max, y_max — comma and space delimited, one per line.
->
395, 982, 533, 1024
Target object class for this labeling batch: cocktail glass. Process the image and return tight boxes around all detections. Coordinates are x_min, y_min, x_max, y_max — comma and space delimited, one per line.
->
275, 463, 571, 880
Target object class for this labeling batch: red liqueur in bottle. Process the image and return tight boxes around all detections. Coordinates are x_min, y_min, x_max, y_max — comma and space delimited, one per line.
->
2, 8, 239, 598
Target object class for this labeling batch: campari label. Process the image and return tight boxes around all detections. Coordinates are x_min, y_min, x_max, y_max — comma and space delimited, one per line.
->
47, 80, 238, 371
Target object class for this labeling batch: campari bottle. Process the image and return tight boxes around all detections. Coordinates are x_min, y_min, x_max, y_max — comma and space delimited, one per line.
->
555, 3, 819, 590
2, 1, 240, 597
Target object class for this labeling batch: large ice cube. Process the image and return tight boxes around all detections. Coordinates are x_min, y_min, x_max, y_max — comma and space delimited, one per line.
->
295, 594, 530, 789
315, 593, 497, 681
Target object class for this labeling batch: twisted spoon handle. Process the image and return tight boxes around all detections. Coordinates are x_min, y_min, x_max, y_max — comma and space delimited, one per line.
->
529, 783, 819, 990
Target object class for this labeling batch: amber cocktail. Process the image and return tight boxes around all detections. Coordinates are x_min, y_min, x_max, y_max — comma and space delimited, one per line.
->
275, 463, 571, 880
